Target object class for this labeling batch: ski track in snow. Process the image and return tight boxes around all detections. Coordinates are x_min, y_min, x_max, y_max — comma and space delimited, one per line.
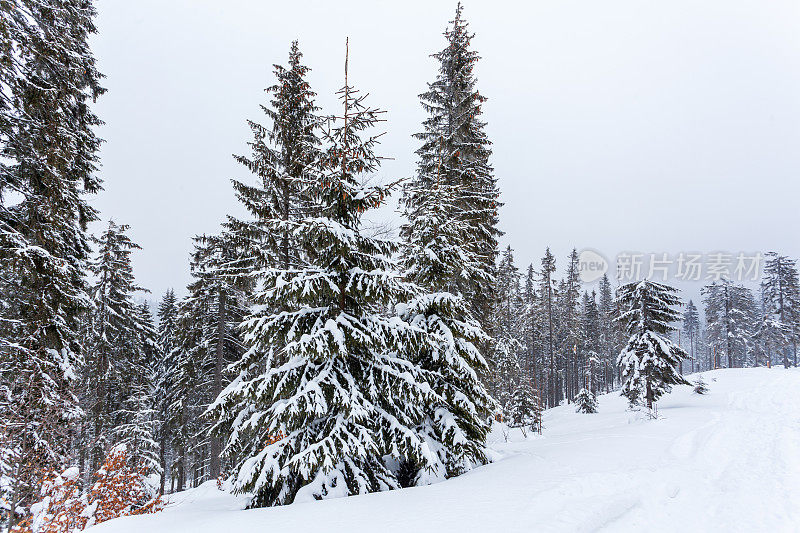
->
94, 368, 800, 533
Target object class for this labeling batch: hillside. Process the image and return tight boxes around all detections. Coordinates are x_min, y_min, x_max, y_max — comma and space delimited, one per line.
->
94, 368, 800, 533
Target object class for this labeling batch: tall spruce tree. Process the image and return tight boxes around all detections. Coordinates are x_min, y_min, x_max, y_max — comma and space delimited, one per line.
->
398, 127, 494, 483
412, 3, 501, 352
702, 279, 757, 369
761, 252, 800, 367
212, 45, 432, 506
537, 248, 558, 407
682, 300, 700, 373
229, 40, 320, 277
520, 264, 540, 390
557, 249, 581, 401
616, 280, 690, 410
597, 273, 618, 392
154, 289, 179, 492
112, 302, 160, 475
168, 232, 249, 489
493, 246, 524, 403
580, 291, 601, 393
0, 0, 104, 519
753, 284, 789, 368
83, 221, 147, 472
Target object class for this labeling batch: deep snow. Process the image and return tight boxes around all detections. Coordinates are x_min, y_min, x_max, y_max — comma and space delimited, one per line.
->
94, 367, 800, 532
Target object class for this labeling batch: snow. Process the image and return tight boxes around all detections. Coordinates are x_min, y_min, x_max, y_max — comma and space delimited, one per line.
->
92, 367, 800, 532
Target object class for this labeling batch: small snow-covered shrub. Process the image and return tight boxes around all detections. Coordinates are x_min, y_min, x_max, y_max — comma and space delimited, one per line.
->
575, 388, 598, 414
693, 375, 709, 395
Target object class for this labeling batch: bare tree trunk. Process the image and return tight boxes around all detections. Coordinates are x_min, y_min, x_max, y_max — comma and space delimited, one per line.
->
159, 429, 167, 494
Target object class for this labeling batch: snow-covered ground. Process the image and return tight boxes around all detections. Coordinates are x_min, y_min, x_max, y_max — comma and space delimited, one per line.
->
94, 368, 800, 532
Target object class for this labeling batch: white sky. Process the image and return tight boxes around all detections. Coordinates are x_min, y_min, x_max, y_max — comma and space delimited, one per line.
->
90, 0, 800, 302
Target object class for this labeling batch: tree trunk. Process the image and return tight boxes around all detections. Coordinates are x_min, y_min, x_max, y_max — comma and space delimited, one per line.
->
159, 428, 167, 494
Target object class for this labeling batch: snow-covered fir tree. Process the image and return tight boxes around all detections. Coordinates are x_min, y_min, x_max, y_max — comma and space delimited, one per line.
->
558, 249, 582, 402
752, 284, 790, 369
581, 291, 602, 394
168, 232, 249, 490
188, 232, 250, 480
520, 265, 540, 390
83, 221, 149, 472
537, 248, 558, 407
760, 252, 800, 367
412, 3, 501, 351
0, 0, 104, 521
616, 280, 690, 410
597, 273, 623, 393
492, 246, 524, 402
574, 388, 598, 414
398, 125, 494, 483
228, 40, 320, 277
682, 300, 700, 373
112, 302, 161, 476
212, 47, 434, 507
506, 383, 541, 432
693, 375, 709, 395
702, 279, 757, 369
154, 289, 179, 492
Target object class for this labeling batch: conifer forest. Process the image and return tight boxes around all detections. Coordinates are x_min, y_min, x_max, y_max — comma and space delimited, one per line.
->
2, 2, 799, 532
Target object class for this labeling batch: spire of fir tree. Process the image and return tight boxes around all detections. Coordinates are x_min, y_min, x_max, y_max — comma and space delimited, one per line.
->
411, 3, 501, 351
229, 40, 320, 274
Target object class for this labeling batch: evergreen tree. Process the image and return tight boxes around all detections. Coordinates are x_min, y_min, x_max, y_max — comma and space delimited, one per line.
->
212, 47, 432, 506
702, 279, 757, 369
506, 383, 540, 431
229, 40, 320, 277
616, 280, 690, 410
574, 388, 598, 414
154, 289, 179, 492
761, 252, 800, 367
412, 3, 501, 349
168, 232, 249, 490
83, 221, 148, 472
581, 291, 601, 393
0, 0, 104, 520
556, 249, 581, 402
752, 285, 790, 369
492, 246, 524, 402
693, 375, 709, 395
113, 302, 160, 475
398, 123, 494, 482
682, 300, 700, 373
520, 265, 540, 389
597, 273, 618, 392
188, 232, 249, 480
538, 248, 558, 407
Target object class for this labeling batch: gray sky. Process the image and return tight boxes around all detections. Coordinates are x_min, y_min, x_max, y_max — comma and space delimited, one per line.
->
90, 0, 800, 302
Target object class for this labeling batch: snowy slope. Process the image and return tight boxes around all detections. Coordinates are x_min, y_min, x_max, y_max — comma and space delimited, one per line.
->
94, 368, 800, 533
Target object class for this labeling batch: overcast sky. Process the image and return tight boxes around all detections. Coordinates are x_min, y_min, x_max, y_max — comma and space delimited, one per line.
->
90, 0, 800, 302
